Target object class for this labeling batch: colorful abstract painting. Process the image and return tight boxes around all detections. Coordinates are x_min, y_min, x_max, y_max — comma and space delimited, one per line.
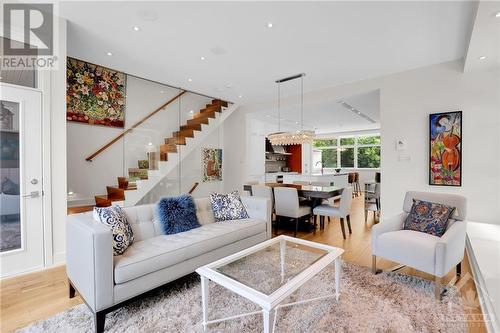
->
429, 111, 462, 186
202, 148, 222, 182
67, 57, 126, 127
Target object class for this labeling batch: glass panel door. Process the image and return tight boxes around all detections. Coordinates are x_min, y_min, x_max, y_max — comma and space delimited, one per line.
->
0, 84, 44, 278
1, 101, 21, 252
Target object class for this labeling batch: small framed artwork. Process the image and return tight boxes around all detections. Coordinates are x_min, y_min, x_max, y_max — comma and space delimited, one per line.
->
202, 148, 222, 182
429, 111, 462, 186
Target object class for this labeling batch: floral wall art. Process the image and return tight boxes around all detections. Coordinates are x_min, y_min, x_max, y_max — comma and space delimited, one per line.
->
202, 148, 222, 182
66, 57, 126, 127
429, 111, 462, 186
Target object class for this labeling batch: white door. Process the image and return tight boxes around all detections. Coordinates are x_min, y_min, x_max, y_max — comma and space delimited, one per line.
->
0, 84, 44, 278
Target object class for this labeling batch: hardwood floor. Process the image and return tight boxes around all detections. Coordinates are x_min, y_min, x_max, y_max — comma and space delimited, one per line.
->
0, 195, 487, 332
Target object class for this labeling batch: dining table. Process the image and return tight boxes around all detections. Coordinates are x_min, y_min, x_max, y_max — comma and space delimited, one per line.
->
243, 183, 345, 210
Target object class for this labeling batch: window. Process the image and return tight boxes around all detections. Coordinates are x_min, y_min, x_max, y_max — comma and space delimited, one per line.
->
340, 148, 355, 167
321, 148, 337, 168
313, 134, 380, 169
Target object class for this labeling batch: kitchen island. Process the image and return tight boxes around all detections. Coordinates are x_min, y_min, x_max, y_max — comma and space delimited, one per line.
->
264, 172, 349, 187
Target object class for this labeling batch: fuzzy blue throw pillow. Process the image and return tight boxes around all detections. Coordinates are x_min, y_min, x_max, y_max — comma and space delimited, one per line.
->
156, 195, 200, 235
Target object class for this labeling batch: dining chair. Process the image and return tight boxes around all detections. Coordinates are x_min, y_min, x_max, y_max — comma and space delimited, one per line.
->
244, 180, 258, 196
348, 173, 356, 198
365, 182, 381, 223
354, 172, 361, 196
313, 187, 353, 239
251, 185, 274, 215
274, 187, 312, 237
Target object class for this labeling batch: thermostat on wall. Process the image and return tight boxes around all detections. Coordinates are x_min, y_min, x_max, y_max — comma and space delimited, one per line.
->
396, 138, 407, 151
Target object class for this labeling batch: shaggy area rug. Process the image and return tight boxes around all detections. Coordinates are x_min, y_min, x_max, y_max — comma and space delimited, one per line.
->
18, 250, 467, 333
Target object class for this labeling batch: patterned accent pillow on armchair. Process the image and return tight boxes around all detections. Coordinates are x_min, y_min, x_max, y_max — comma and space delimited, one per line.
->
403, 199, 455, 237
210, 191, 249, 222
93, 206, 134, 255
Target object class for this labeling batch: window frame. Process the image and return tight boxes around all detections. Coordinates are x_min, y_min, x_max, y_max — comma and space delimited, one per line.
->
314, 134, 381, 170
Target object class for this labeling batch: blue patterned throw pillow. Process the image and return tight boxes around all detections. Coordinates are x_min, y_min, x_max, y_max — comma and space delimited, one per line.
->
156, 195, 200, 235
403, 199, 455, 237
93, 206, 134, 256
210, 191, 249, 222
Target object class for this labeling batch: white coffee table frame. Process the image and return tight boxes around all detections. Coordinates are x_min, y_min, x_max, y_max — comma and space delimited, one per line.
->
195, 235, 344, 333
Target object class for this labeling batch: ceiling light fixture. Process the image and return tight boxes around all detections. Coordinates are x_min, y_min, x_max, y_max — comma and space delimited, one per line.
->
106, 52, 113, 56
495, 12, 500, 18
200, 56, 206, 60
189, 110, 194, 114
267, 22, 273, 28
188, 78, 192, 82
238, 95, 243, 98
267, 73, 315, 146
478, 55, 487, 60
133, 26, 140, 31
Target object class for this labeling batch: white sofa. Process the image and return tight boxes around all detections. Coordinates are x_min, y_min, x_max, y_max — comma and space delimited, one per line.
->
371, 191, 467, 299
66, 196, 271, 332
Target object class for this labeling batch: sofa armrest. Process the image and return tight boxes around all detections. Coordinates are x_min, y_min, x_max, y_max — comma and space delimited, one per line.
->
435, 221, 467, 277
66, 212, 114, 312
241, 196, 272, 239
371, 213, 406, 255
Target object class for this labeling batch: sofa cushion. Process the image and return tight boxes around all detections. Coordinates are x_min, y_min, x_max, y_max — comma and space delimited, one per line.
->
156, 195, 200, 235
403, 199, 455, 237
113, 218, 266, 284
93, 206, 134, 256
377, 230, 439, 275
210, 191, 249, 222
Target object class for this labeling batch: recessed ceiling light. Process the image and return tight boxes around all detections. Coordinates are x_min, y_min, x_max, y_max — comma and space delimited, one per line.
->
106, 52, 113, 56
189, 110, 194, 114
478, 55, 487, 60
160, 90, 165, 94
188, 78, 192, 82
238, 95, 243, 98
295, 121, 300, 125
267, 22, 273, 28
133, 26, 140, 31
495, 12, 500, 18
200, 56, 205, 60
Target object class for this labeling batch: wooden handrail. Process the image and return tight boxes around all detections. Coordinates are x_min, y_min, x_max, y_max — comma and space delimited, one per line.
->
85, 91, 187, 161
188, 182, 199, 195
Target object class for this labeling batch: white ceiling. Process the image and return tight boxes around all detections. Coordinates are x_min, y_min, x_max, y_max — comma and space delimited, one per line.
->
251, 89, 380, 134
61, 1, 477, 104
463, 1, 500, 72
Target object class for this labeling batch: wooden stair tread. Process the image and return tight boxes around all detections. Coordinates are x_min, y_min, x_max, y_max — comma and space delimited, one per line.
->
173, 128, 194, 138
187, 117, 210, 125
180, 123, 202, 131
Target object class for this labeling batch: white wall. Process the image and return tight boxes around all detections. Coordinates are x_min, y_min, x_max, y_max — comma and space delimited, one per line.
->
224, 60, 500, 223
47, 18, 68, 264
67, 76, 211, 200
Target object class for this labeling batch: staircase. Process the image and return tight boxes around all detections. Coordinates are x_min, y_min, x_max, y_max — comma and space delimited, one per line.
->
92, 99, 236, 208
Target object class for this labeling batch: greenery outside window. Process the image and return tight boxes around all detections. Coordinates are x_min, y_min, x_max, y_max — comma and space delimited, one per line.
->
313, 134, 380, 169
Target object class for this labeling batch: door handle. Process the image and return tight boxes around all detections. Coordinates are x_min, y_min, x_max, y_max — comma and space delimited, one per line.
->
22, 191, 40, 198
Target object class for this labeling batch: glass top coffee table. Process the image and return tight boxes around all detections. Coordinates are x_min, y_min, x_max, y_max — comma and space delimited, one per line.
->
195, 235, 344, 333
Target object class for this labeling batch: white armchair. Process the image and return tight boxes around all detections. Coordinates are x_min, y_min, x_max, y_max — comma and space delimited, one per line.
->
371, 191, 467, 299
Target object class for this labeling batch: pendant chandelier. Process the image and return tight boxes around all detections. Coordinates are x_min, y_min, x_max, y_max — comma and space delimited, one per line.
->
267, 73, 315, 146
